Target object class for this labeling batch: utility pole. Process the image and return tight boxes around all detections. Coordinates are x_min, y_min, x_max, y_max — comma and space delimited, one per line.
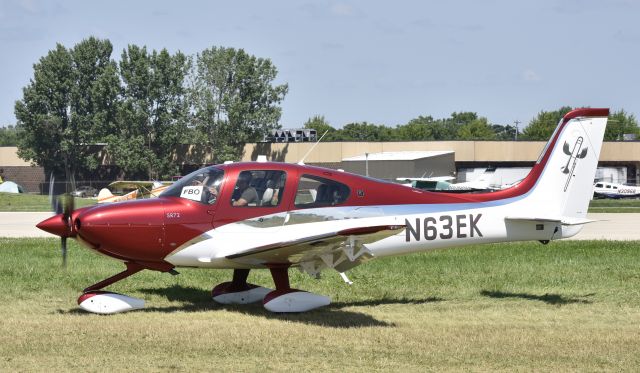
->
514, 120, 521, 141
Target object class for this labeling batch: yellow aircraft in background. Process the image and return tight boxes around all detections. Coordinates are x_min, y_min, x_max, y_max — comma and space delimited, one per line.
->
97, 180, 173, 203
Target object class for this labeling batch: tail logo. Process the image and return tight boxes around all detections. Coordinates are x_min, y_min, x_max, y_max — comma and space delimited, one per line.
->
562, 137, 588, 192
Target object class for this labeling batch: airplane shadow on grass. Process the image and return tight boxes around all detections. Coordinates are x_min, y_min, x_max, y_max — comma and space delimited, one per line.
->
480, 290, 595, 305
58, 285, 443, 327
127, 285, 444, 328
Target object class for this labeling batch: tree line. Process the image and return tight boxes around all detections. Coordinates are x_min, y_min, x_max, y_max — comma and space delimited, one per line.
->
303, 107, 639, 142
12, 37, 287, 181
4, 37, 639, 180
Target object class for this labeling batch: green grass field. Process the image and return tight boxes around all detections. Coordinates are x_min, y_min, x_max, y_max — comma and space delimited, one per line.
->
0, 193, 96, 211
1, 238, 639, 371
588, 198, 640, 212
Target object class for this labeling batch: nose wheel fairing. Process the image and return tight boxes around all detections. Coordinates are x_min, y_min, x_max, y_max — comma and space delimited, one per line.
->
77, 262, 154, 315
78, 291, 145, 314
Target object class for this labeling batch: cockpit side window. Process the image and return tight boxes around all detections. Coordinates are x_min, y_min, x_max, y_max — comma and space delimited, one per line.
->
294, 174, 350, 208
231, 170, 286, 207
160, 167, 224, 205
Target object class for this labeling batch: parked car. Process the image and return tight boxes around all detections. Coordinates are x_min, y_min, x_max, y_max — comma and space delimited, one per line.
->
71, 186, 98, 198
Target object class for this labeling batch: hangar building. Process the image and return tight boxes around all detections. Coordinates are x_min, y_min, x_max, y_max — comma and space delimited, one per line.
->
340, 151, 455, 181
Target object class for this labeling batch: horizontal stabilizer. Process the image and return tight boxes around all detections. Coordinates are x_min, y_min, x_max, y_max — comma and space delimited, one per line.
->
505, 216, 595, 226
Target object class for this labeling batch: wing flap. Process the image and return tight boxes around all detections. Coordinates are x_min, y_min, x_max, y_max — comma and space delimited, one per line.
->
226, 224, 405, 267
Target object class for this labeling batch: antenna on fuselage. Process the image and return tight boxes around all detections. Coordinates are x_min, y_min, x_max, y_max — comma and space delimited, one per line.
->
297, 130, 328, 165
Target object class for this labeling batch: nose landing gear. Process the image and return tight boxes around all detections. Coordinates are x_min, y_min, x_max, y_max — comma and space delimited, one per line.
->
78, 263, 145, 314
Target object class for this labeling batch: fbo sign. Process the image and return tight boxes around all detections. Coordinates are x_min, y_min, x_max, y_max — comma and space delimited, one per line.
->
180, 186, 203, 201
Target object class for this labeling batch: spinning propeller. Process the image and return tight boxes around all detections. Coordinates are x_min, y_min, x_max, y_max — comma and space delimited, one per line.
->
45, 173, 75, 267
58, 194, 75, 267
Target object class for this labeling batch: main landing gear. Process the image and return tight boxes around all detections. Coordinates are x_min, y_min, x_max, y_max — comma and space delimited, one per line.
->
212, 267, 330, 312
76, 264, 329, 314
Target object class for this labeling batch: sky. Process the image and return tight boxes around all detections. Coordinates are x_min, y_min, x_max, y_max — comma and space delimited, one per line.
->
0, 0, 639, 129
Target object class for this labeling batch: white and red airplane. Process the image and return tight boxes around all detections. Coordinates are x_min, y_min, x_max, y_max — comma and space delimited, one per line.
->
37, 108, 609, 314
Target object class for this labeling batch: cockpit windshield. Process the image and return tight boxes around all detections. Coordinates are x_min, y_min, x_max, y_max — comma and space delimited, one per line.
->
160, 166, 225, 205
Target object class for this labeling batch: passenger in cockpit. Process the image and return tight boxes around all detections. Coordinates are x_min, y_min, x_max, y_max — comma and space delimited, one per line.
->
232, 173, 258, 206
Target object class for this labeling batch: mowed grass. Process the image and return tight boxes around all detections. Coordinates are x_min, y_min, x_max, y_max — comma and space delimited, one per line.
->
1, 238, 639, 371
0, 192, 96, 211
589, 198, 640, 212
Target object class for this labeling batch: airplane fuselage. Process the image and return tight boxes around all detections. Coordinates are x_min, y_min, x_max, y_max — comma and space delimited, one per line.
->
36, 108, 610, 313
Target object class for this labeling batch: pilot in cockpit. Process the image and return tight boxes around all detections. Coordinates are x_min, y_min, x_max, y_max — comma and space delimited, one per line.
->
232, 173, 258, 206
199, 171, 222, 205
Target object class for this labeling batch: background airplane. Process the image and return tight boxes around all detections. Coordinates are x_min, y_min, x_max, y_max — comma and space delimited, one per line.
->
593, 181, 640, 199
37, 108, 609, 314
97, 188, 138, 204
107, 180, 173, 198
96, 180, 173, 203
397, 168, 500, 192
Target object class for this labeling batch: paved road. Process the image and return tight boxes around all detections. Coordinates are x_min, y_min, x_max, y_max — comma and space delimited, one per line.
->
568, 213, 640, 240
0, 212, 638, 240
0, 212, 57, 238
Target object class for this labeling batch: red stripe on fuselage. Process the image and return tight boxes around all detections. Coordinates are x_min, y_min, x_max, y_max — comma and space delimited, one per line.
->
207, 108, 608, 209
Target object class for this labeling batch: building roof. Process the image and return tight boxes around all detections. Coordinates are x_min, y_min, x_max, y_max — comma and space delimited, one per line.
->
342, 151, 454, 162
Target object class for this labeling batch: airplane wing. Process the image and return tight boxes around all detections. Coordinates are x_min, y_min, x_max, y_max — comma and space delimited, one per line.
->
226, 223, 405, 275
108, 180, 174, 189
108, 181, 155, 189
97, 189, 138, 203
108, 180, 173, 198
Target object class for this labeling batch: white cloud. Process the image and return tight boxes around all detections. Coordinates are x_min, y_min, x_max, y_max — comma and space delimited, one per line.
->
330, 3, 353, 16
18, 0, 38, 14
523, 69, 541, 82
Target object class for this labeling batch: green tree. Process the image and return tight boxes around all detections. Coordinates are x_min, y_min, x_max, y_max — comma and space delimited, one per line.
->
449, 112, 478, 125
605, 109, 639, 140
397, 112, 480, 140
492, 124, 518, 140
303, 115, 338, 141
189, 47, 288, 163
437, 112, 476, 140
337, 122, 393, 141
457, 117, 497, 140
14, 37, 119, 185
521, 106, 573, 140
109, 45, 190, 179
394, 116, 435, 140
0, 125, 20, 146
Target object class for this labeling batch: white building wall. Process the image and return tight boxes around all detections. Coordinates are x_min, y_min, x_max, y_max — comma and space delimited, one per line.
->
594, 167, 627, 184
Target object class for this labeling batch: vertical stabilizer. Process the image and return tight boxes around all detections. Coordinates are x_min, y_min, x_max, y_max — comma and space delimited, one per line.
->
516, 108, 608, 224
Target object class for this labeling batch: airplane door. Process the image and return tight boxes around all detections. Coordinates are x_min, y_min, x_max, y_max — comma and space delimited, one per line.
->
213, 169, 294, 233
161, 167, 224, 253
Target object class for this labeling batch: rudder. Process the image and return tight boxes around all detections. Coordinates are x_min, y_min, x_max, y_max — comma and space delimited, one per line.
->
518, 108, 609, 220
